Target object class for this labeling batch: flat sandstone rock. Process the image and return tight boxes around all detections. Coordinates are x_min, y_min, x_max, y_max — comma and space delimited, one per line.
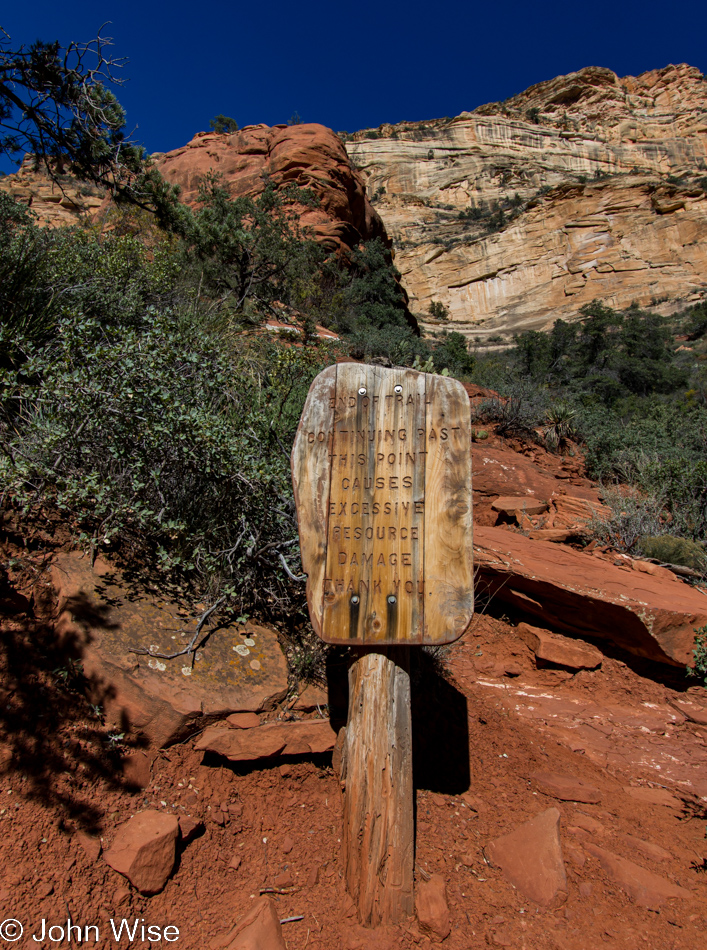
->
475, 526, 707, 666
195, 719, 337, 761
51, 552, 288, 747
531, 770, 602, 803
517, 622, 603, 670
485, 807, 567, 907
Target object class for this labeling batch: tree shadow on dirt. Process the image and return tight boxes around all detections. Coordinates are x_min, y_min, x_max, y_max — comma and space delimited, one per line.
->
0, 576, 144, 833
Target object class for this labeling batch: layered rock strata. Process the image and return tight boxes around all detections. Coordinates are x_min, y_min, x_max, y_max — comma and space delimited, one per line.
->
346, 64, 707, 337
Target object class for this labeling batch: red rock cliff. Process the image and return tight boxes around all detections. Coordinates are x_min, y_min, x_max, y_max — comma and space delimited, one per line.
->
153, 123, 388, 254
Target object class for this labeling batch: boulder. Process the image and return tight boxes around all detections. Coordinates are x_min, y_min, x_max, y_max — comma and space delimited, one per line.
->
474, 526, 707, 666
155, 125, 387, 257
530, 771, 601, 803
51, 552, 288, 747
584, 843, 691, 909
104, 811, 179, 895
485, 807, 567, 907
415, 873, 451, 940
209, 897, 285, 950
517, 623, 603, 671
196, 719, 337, 761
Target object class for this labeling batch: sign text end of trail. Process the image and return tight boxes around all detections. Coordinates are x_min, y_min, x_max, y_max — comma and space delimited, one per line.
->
292, 363, 474, 646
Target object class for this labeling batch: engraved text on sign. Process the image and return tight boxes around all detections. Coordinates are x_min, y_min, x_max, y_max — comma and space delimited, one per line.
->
292, 363, 473, 645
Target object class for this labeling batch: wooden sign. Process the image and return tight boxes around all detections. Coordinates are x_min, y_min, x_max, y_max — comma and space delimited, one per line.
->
292, 363, 473, 645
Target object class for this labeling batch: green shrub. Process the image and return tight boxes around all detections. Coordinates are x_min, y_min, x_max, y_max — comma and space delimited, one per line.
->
587, 488, 665, 554
209, 115, 239, 134
688, 625, 707, 686
0, 307, 326, 620
638, 535, 706, 572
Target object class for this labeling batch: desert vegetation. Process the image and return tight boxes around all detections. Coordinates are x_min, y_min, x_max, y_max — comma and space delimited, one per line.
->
470, 300, 707, 571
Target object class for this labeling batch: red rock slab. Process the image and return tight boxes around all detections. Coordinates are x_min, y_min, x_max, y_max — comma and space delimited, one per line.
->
624, 786, 682, 810
155, 124, 386, 257
415, 873, 451, 940
104, 810, 179, 895
485, 807, 567, 907
227, 712, 261, 729
195, 719, 337, 761
531, 770, 602, 803
584, 843, 691, 909
491, 496, 549, 518
51, 552, 288, 747
668, 698, 707, 725
517, 622, 603, 670
209, 897, 285, 950
474, 525, 707, 666
472, 445, 602, 515
293, 684, 329, 712
617, 833, 673, 863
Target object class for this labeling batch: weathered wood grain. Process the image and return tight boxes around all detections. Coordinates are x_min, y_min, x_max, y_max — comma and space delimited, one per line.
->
423, 373, 474, 641
291, 365, 337, 635
293, 363, 473, 645
340, 648, 414, 926
321, 364, 427, 643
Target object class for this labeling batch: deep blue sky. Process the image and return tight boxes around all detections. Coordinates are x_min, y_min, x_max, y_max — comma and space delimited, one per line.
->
3, 1, 707, 168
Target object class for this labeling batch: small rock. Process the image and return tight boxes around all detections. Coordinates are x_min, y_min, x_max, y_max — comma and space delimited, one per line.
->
584, 843, 692, 909
570, 813, 607, 836
279, 764, 291, 778
210, 808, 226, 826
617, 833, 672, 863
37, 881, 54, 898
178, 815, 204, 845
565, 846, 586, 869
460, 791, 489, 814
307, 865, 320, 886
518, 623, 602, 671
668, 699, 707, 726
492, 496, 549, 519
196, 719, 337, 761
624, 786, 682, 810
228, 853, 241, 871
459, 852, 475, 868
209, 897, 285, 950
274, 870, 294, 888
293, 684, 328, 712
531, 770, 601, 804
579, 882, 593, 898
415, 873, 451, 940
76, 832, 102, 863
281, 835, 294, 854
485, 807, 567, 907
226, 712, 261, 729
103, 810, 179, 895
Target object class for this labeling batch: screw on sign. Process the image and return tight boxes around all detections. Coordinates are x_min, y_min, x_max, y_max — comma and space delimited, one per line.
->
292, 363, 473, 926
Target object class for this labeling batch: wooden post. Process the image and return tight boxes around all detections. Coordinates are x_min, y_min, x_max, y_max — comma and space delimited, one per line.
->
339, 648, 414, 926
292, 364, 474, 928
